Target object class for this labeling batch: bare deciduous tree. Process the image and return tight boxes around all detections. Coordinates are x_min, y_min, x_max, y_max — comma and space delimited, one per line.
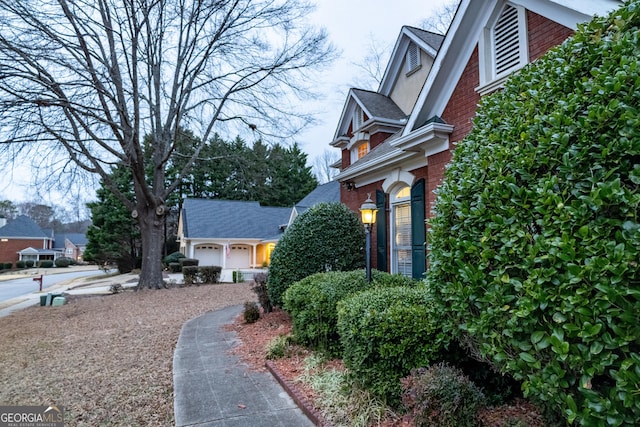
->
350, 34, 391, 90
312, 148, 340, 184
0, 0, 334, 288
420, 0, 459, 35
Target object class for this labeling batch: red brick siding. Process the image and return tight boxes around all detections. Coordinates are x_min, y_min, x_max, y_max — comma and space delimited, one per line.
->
527, 11, 574, 62
434, 46, 481, 217
369, 132, 392, 151
0, 238, 47, 264
341, 149, 350, 169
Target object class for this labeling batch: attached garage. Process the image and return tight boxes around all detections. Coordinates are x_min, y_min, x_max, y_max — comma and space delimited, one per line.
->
227, 244, 251, 269
193, 244, 223, 266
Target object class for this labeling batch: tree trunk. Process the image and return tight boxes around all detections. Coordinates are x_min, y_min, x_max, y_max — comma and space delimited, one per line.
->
136, 206, 166, 290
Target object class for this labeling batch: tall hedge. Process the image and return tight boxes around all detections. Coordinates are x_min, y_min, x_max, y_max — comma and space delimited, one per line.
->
428, 2, 640, 425
267, 202, 365, 307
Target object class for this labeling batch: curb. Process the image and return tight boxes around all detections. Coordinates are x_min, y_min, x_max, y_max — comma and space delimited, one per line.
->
265, 360, 332, 427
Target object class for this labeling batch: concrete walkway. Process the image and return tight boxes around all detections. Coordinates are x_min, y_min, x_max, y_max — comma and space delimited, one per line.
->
173, 305, 314, 427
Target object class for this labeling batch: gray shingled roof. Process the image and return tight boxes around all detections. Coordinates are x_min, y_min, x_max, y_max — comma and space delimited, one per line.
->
53, 233, 88, 249
0, 215, 48, 238
181, 199, 291, 239
351, 89, 407, 121
404, 26, 445, 50
294, 181, 340, 215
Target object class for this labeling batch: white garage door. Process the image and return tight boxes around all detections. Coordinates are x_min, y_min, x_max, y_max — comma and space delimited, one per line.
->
227, 245, 251, 269
194, 244, 223, 266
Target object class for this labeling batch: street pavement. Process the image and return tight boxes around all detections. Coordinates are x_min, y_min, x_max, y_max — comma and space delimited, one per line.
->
0, 267, 145, 318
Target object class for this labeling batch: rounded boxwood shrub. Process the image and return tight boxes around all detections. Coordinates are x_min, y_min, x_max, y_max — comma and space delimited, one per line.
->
55, 257, 72, 268
401, 363, 486, 427
163, 251, 185, 267
268, 202, 365, 307
182, 266, 199, 285
179, 258, 199, 267
38, 260, 54, 268
337, 286, 448, 406
283, 269, 415, 356
198, 266, 222, 284
427, 2, 640, 425
243, 301, 260, 324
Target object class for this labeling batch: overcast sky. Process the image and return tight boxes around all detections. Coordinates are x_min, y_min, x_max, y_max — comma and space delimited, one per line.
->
0, 0, 449, 206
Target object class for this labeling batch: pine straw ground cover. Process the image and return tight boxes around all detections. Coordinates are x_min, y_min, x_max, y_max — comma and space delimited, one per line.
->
0, 283, 255, 426
229, 310, 547, 427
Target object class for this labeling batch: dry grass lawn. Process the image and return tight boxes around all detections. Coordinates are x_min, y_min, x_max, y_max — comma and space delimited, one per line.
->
0, 283, 256, 426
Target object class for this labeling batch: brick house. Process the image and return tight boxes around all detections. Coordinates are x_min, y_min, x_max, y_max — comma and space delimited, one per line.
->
54, 233, 88, 262
333, 0, 621, 279
0, 215, 59, 265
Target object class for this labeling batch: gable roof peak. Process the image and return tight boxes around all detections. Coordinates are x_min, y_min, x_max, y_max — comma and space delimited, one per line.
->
402, 26, 445, 49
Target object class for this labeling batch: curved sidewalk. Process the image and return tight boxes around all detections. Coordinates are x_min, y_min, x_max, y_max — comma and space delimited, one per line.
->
173, 305, 315, 427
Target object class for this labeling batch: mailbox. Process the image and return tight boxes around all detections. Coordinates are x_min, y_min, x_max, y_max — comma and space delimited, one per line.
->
33, 274, 43, 292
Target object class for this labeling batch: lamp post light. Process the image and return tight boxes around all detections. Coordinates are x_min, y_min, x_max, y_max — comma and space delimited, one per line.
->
360, 194, 378, 283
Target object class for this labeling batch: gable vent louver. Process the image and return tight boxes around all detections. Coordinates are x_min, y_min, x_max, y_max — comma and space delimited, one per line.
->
406, 42, 419, 73
493, 5, 521, 76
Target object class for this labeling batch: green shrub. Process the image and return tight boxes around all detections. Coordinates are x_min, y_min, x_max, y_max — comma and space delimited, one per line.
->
55, 257, 72, 268
24, 260, 34, 268
268, 202, 365, 307
232, 270, 243, 283
427, 2, 640, 425
337, 286, 448, 405
198, 266, 221, 283
252, 272, 272, 313
243, 301, 260, 324
283, 269, 415, 356
16, 260, 25, 269
163, 251, 185, 267
180, 258, 199, 267
401, 363, 486, 427
168, 262, 181, 273
38, 260, 54, 268
283, 270, 367, 355
266, 334, 296, 360
4, 262, 13, 270
182, 266, 198, 285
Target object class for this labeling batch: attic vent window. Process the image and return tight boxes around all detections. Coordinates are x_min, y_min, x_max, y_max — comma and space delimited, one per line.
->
353, 105, 363, 131
477, 3, 528, 95
494, 5, 521, 75
406, 42, 420, 74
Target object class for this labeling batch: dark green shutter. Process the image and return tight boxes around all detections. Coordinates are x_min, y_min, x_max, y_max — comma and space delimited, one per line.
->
376, 190, 387, 272
410, 179, 426, 279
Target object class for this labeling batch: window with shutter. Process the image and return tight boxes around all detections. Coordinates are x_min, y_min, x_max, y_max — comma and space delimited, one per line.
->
391, 186, 412, 277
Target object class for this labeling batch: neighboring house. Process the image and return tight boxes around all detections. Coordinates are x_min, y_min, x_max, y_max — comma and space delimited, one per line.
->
54, 233, 88, 262
287, 180, 340, 225
177, 183, 341, 279
0, 215, 60, 264
333, 0, 621, 279
178, 199, 291, 271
